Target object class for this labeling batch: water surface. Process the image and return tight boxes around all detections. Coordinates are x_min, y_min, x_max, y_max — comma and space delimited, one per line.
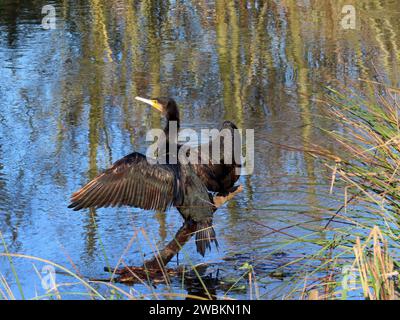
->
0, 0, 399, 299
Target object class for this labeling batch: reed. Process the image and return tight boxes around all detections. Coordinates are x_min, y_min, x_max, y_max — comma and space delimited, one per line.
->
288, 79, 400, 299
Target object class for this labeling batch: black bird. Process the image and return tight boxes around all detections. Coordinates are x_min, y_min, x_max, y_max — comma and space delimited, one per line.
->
68, 97, 240, 256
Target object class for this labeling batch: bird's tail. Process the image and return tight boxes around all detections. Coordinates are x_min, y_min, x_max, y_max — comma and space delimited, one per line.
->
194, 220, 219, 257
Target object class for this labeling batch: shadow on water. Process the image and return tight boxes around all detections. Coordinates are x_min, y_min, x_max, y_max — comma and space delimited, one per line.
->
0, 0, 400, 299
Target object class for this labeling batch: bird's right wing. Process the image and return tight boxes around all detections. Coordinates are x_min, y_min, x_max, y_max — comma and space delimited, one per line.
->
68, 152, 180, 212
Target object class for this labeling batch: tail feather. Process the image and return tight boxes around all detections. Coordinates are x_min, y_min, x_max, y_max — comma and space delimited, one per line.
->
195, 221, 218, 257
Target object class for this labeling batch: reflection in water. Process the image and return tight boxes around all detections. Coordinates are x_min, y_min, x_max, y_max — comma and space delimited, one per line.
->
0, 0, 400, 299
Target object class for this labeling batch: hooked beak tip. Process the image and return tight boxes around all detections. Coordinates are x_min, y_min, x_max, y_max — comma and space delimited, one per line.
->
135, 96, 164, 113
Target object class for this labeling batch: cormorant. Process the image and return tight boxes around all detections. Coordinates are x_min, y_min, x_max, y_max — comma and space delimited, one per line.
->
68, 97, 241, 256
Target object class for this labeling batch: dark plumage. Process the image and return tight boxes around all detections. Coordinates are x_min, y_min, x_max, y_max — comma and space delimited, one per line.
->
192, 120, 241, 194
69, 152, 180, 212
69, 97, 240, 256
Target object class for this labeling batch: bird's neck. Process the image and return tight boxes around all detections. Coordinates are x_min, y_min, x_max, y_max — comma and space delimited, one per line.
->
163, 116, 180, 164
164, 115, 180, 141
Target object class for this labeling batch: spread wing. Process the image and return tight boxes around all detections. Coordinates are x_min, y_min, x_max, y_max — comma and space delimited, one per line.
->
68, 152, 180, 211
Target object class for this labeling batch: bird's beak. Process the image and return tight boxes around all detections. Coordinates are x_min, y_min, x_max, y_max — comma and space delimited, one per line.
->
135, 96, 164, 113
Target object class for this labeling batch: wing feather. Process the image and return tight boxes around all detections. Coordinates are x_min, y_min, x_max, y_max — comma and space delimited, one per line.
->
69, 152, 178, 211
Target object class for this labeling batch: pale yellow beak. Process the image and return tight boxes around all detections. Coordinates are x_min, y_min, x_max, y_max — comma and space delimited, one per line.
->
135, 96, 164, 113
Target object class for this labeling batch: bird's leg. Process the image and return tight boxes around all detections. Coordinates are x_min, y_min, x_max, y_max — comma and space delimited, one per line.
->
212, 185, 243, 210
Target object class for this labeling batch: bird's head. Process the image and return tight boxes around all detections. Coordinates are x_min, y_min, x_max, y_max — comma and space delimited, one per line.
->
222, 120, 238, 130
135, 96, 179, 121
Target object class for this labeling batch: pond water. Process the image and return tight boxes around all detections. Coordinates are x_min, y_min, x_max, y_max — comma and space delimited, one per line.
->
0, 0, 399, 299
